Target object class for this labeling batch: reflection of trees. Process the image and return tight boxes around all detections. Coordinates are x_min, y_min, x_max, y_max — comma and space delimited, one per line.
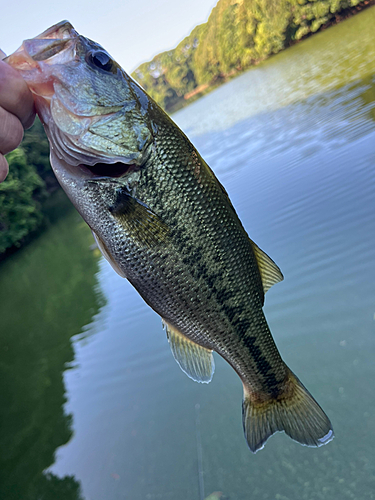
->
0, 193, 104, 500
358, 74, 375, 122
21, 473, 83, 500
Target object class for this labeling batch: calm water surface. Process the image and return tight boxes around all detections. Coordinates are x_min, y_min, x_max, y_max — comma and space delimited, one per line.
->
1, 8, 375, 500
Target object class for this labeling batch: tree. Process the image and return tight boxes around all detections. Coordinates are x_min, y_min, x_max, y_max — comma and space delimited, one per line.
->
0, 148, 45, 253
131, 0, 367, 113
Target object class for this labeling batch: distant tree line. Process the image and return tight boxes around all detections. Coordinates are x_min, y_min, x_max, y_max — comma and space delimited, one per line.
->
132, 0, 368, 112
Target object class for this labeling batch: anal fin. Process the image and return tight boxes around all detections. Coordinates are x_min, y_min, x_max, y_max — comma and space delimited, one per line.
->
163, 320, 215, 384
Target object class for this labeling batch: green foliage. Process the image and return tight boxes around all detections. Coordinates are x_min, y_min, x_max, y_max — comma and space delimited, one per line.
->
26, 473, 84, 500
21, 118, 57, 191
132, 0, 367, 112
0, 118, 61, 256
0, 148, 45, 253
134, 24, 204, 110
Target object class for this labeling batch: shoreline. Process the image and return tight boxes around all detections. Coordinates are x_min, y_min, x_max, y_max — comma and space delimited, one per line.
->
168, 0, 375, 113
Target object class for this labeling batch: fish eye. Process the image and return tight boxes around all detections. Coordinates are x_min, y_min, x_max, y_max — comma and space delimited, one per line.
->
87, 50, 115, 73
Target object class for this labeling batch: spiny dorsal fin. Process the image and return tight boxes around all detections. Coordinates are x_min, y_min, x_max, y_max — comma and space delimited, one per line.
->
163, 320, 215, 384
250, 239, 283, 293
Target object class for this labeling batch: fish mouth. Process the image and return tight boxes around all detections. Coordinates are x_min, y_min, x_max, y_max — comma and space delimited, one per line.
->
79, 161, 139, 179
5, 21, 76, 69
49, 150, 142, 184
32, 20, 76, 41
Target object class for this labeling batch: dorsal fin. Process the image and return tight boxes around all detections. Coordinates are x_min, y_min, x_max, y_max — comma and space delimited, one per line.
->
250, 239, 283, 293
163, 320, 215, 384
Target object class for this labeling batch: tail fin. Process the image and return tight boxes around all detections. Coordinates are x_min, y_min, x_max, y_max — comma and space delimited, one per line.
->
242, 369, 334, 453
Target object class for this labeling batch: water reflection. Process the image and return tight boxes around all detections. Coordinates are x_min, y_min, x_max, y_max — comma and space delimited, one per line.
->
190, 74, 375, 179
0, 193, 103, 499
174, 8, 375, 136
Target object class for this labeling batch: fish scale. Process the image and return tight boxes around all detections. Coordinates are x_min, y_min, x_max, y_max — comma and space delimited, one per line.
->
115, 116, 292, 396
6, 20, 334, 453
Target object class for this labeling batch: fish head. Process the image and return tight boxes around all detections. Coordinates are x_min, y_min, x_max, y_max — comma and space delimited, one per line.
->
6, 21, 154, 218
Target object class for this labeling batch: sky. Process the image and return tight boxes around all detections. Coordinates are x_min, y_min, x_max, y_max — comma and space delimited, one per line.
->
1, 0, 217, 71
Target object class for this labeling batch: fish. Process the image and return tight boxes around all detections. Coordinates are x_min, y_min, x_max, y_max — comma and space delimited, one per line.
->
6, 21, 334, 453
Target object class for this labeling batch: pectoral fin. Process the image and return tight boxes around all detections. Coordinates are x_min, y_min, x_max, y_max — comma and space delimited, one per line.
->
163, 320, 215, 383
250, 239, 283, 293
109, 187, 170, 247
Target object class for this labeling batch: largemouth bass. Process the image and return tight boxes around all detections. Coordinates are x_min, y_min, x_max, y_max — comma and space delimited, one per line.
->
6, 21, 333, 453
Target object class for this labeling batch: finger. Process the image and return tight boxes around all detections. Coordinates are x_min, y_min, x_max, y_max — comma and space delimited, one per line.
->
23, 108, 36, 130
0, 106, 24, 155
0, 60, 35, 128
0, 154, 9, 183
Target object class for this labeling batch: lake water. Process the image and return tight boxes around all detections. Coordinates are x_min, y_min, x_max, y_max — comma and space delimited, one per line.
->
1, 8, 375, 500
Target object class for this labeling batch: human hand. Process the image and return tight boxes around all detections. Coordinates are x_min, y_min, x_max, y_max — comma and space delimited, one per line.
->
0, 49, 36, 182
